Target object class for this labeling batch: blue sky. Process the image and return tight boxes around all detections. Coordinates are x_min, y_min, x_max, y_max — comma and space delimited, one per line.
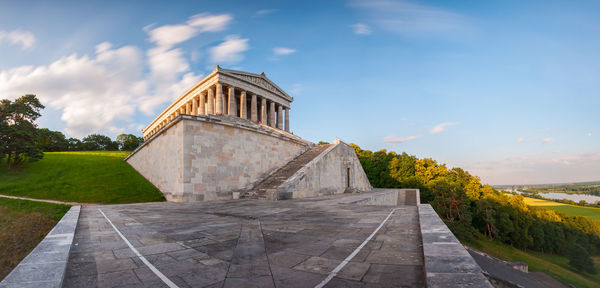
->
1, 0, 599, 185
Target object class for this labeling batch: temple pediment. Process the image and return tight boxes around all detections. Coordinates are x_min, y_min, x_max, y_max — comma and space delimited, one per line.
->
219, 68, 293, 101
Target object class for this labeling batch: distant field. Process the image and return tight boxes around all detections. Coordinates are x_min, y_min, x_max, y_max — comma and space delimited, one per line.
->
522, 197, 600, 221
0, 198, 70, 280
466, 237, 600, 288
0, 151, 164, 204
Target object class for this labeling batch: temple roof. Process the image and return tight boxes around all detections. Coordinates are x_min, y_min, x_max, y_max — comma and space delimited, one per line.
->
215, 65, 293, 102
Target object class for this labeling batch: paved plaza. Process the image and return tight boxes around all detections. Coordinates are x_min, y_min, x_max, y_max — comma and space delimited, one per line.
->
63, 194, 425, 288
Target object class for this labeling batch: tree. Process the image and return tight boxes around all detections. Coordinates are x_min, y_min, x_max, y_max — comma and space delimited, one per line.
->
116, 134, 143, 151
0, 94, 45, 169
67, 138, 83, 151
567, 244, 597, 274
82, 134, 118, 151
37, 128, 69, 151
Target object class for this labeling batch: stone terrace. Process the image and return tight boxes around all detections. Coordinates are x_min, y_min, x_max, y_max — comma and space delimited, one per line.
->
64, 193, 426, 288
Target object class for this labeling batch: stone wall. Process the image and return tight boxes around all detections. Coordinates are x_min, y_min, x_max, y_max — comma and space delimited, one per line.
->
126, 115, 310, 202
127, 120, 184, 198
276, 140, 372, 199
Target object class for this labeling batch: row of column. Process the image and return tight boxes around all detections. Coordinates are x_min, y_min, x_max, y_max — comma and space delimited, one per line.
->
145, 83, 290, 139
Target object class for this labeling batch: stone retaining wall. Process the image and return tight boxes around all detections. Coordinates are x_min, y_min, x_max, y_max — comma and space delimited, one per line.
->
0, 205, 80, 288
127, 115, 310, 202
276, 140, 372, 199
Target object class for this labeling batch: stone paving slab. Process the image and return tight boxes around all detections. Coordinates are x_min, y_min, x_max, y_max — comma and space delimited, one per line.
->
62, 194, 491, 287
63, 194, 429, 287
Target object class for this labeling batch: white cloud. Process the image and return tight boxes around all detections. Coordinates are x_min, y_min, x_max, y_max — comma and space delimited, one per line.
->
0, 13, 236, 137
352, 23, 372, 35
588, 132, 592, 137
0, 29, 35, 49
146, 13, 232, 50
209, 35, 249, 64
542, 137, 554, 143
142, 13, 232, 114
0, 44, 144, 137
273, 47, 296, 56
430, 122, 459, 134
383, 135, 420, 144
517, 136, 525, 143
254, 9, 277, 17
350, 0, 471, 37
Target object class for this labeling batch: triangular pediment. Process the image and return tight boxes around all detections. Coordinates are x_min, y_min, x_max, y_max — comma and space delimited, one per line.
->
218, 68, 293, 101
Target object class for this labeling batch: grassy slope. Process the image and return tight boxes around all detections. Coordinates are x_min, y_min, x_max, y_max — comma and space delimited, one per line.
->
466, 237, 600, 288
522, 197, 600, 221
0, 151, 164, 204
0, 198, 70, 280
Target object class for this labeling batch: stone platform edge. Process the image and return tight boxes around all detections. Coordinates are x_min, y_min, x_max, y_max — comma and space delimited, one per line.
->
417, 204, 493, 288
0, 205, 81, 288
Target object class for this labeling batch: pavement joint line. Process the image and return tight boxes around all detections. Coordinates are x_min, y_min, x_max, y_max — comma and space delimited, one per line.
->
98, 208, 180, 288
314, 208, 400, 288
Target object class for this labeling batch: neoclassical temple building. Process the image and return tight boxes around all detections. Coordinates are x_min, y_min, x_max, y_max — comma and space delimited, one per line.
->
127, 66, 372, 202
142, 66, 292, 140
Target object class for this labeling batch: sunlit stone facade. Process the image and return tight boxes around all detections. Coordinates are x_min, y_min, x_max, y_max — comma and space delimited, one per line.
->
142, 66, 292, 140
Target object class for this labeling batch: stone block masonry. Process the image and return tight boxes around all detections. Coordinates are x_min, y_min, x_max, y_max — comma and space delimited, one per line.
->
276, 140, 372, 199
126, 114, 310, 202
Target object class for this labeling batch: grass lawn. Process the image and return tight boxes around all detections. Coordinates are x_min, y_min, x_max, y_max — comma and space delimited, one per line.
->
465, 237, 600, 288
522, 197, 600, 221
0, 198, 70, 280
0, 151, 164, 204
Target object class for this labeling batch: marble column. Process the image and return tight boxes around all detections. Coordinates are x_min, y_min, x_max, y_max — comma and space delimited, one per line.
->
216, 83, 223, 114
185, 102, 191, 115
228, 86, 236, 116
260, 98, 267, 124
251, 94, 257, 122
207, 87, 215, 114
199, 93, 206, 115
240, 91, 247, 119
285, 108, 290, 132
277, 104, 283, 129
269, 101, 276, 127
192, 96, 198, 116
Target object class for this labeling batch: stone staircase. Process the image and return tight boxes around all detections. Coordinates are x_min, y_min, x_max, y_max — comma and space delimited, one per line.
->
242, 144, 333, 200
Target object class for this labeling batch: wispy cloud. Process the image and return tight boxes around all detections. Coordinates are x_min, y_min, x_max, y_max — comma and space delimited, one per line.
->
352, 23, 372, 35
588, 132, 592, 137
383, 135, 420, 144
0, 29, 35, 50
273, 47, 296, 56
542, 137, 554, 143
254, 9, 277, 17
430, 122, 459, 134
289, 84, 304, 95
517, 137, 525, 143
209, 35, 249, 64
465, 150, 600, 185
349, 0, 471, 37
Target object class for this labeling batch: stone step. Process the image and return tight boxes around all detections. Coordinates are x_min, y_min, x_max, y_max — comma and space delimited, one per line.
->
242, 144, 333, 200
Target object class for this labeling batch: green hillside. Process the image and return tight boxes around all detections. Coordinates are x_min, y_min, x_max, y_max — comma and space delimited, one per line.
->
0, 151, 164, 204
467, 237, 600, 288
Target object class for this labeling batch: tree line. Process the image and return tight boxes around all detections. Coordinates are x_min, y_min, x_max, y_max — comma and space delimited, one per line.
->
37, 128, 143, 152
352, 144, 599, 274
1, 95, 143, 169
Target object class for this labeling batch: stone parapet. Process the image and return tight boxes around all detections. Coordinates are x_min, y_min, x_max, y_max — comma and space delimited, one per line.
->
0, 205, 80, 288
418, 204, 493, 288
